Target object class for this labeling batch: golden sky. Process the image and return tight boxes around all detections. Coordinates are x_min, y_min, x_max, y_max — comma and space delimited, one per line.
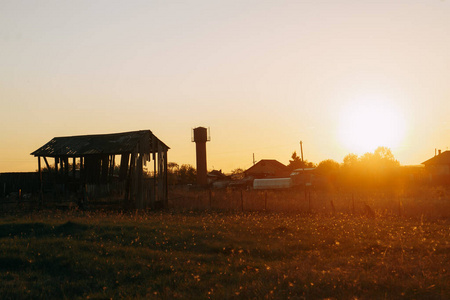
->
1, 0, 449, 172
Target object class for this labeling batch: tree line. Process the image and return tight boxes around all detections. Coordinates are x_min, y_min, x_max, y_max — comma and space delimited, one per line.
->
165, 146, 409, 189
36, 146, 413, 190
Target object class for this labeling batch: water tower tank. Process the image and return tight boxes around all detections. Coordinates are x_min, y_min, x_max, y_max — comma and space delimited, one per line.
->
192, 127, 210, 185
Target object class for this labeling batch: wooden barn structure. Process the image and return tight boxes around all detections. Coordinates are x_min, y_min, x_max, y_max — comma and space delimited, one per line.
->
31, 130, 169, 209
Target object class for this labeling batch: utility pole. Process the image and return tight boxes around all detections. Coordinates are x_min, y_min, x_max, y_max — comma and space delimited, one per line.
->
300, 141, 304, 162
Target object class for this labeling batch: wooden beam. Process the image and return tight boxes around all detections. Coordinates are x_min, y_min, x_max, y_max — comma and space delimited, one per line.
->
43, 157, 51, 171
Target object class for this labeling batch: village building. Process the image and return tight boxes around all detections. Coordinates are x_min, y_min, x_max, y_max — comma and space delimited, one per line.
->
244, 159, 290, 179
31, 130, 169, 209
421, 150, 450, 184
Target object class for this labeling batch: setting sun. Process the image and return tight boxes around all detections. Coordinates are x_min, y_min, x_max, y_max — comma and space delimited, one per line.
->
338, 98, 406, 154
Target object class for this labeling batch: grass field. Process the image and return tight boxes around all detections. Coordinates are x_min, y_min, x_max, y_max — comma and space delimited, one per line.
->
1, 209, 449, 299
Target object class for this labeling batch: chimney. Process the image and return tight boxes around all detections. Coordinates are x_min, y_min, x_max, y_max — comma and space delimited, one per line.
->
438, 149, 442, 155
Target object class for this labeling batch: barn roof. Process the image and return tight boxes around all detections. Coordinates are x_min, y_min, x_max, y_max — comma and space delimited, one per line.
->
421, 151, 450, 166
31, 130, 169, 157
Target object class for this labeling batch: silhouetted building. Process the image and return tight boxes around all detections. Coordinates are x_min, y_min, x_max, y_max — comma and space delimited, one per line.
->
422, 150, 450, 184
31, 130, 169, 209
207, 170, 229, 183
244, 159, 289, 179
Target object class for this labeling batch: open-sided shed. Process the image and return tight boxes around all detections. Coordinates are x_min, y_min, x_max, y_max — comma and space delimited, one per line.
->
31, 130, 169, 209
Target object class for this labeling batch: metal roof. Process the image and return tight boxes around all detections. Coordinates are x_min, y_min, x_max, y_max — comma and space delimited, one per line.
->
31, 130, 169, 157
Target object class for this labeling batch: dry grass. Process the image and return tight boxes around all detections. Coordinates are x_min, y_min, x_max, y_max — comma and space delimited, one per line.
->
1, 207, 449, 299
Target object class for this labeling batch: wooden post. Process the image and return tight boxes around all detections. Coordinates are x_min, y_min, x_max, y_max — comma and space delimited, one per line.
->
119, 154, 129, 181
137, 154, 143, 209
109, 155, 114, 178
80, 157, 84, 185
101, 155, 108, 184
164, 151, 168, 208
38, 156, 43, 205
126, 152, 136, 203
55, 157, 59, 176
43, 157, 51, 171
64, 157, 69, 178
157, 144, 164, 207
71, 157, 75, 178
153, 150, 157, 204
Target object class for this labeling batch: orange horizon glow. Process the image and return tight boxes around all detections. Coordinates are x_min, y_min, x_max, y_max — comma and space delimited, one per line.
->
1, 1, 449, 173
338, 97, 407, 156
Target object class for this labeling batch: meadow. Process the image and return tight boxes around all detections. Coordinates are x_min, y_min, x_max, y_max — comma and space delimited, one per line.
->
0, 200, 449, 299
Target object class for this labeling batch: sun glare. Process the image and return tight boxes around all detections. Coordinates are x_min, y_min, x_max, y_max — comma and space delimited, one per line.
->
338, 98, 406, 154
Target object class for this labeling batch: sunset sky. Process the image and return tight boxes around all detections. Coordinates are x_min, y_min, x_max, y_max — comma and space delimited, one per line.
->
1, 0, 450, 173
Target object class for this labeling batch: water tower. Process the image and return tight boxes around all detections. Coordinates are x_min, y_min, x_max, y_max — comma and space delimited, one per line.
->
192, 127, 210, 185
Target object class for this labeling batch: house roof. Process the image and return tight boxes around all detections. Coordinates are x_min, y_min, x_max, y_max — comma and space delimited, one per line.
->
245, 159, 287, 174
31, 130, 169, 157
421, 151, 450, 165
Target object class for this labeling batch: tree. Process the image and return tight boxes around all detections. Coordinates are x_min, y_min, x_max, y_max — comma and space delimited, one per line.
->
177, 164, 197, 184
342, 153, 358, 168
287, 151, 315, 170
167, 162, 180, 185
340, 147, 401, 189
166, 162, 197, 185
374, 146, 400, 168
231, 168, 245, 180
314, 159, 340, 188
316, 159, 340, 175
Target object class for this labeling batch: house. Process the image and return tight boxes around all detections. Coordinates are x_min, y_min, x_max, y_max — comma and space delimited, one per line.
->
208, 169, 231, 189
244, 159, 290, 179
421, 150, 450, 184
207, 170, 229, 183
31, 130, 169, 209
